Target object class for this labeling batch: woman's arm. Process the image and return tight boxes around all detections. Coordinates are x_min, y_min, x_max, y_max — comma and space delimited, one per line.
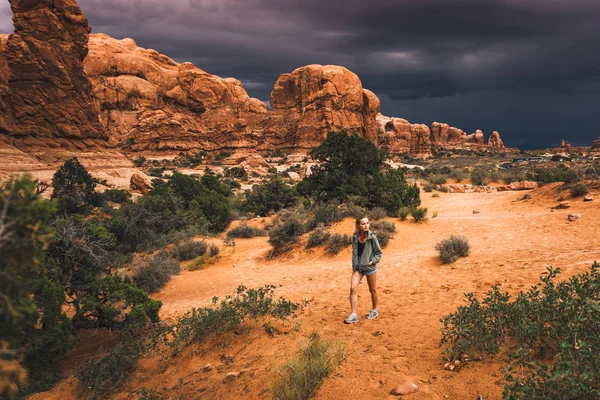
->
370, 234, 383, 264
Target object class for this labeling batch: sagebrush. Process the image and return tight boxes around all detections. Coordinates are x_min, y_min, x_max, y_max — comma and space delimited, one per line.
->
435, 235, 470, 264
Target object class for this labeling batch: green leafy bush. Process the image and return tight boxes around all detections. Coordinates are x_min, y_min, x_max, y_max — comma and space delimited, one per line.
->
224, 166, 248, 180
568, 182, 589, 197
226, 222, 266, 238
102, 189, 132, 204
272, 332, 345, 400
441, 264, 600, 399
411, 207, 428, 222
324, 233, 352, 255
133, 252, 181, 294
435, 235, 470, 264
133, 156, 146, 167
170, 240, 208, 261
470, 168, 488, 186
306, 228, 331, 249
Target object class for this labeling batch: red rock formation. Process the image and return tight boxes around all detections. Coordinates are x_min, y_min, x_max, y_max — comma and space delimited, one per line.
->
488, 131, 505, 149
592, 136, 600, 150
466, 130, 485, 146
85, 34, 268, 152
269, 64, 379, 150
376, 114, 431, 156
560, 139, 572, 148
0, 0, 105, 147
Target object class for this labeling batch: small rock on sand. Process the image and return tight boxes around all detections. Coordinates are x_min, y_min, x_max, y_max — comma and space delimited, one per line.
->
552, 201, 571, 209
223, 371, 241, 383
584, 194, 593, 202
203, 363, 212, 371
568, 213, 581, 222
391, 382, 418, 396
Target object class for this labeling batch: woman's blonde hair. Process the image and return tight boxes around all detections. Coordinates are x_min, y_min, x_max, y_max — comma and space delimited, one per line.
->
355, 216, 369, 233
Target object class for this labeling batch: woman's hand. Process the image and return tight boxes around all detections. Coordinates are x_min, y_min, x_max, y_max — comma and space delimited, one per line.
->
368, 261, 373, 266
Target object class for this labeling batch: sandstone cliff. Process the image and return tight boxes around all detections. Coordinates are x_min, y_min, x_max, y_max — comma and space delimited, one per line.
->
376, 114, 431, 156
268, 65, 380, 150
0, 0, 106, 148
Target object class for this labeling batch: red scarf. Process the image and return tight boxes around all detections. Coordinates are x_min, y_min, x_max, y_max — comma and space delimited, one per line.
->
358, 231, 368, 244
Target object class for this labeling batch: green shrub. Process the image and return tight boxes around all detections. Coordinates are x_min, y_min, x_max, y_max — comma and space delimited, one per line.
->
170, 240, 208, 261
133, 253, 181, 294
370, 220, 396, 248
470, 169, 488, 186
272, 332, 344, 400
307, 202, 340, 229
450, 169, 467, 182
133, 156, 146, 167
208, 244, 220, 257
324, 233, 352, 255
268, 216, 306, 257
398, 207, 411, 221
437, 185, 449, 193
226, 222, 266, 238
51, 157, 98, 214
224, 166, 248, 180
167, 285, 300, 351
423, 183, 435, 193
441, 263, 600, 399
243, 177, 298, 216
429, 174, 448, 185
411, 207, 428, 222
568, 182, 589, 197
306, 228, 331, 249
367, 207, 387, 221
435, 235, 470, 264
102, 189, 132, 204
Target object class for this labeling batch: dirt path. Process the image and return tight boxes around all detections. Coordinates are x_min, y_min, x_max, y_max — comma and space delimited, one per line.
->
34, 186, 600, 399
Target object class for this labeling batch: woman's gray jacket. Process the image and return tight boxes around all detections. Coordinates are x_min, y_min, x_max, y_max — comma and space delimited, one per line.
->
352, 230, 383, 274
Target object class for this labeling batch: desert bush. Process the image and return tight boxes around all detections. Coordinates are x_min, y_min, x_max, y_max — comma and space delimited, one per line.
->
450, 169, 468, 182
208, 244, 220, 257
306, 228, 331, 249
169, 240, 208, 261
77, 333, 149, 398
568, 182, 589, 197
324, 233, 352, 255
370, 220, 396, 248
102, 189, 132, 204
429, 174, 448, 185
470, 169, 488, 186
167, 285, 300, 351
272, 331, 345, 400
224, 166, 248, 180
268, 216, 307, 257
411, 207, 428, 222
441, 264, 600, 399
435, 235, 470, 264
367, 207, 387, 221
133, 252, 181, 294
307, 202, 341, 229
226, 222, 266, 239
398, 206, 411, 221
335, 202, 367, 220
423, 183, 435, 193
133, 156, 146, 167
437, 185, 449, 193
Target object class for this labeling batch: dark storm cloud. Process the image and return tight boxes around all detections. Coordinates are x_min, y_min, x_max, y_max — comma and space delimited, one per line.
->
1, 0, 599, 147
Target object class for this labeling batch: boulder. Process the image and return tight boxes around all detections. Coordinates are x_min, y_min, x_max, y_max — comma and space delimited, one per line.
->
568, 213, 581, 222
390, 382, 418, 396
287, 171, 301, 181
130, 173, 153, 193
509, 181, 538, 190
0, 0, 106, 147
584, 194, 594, 202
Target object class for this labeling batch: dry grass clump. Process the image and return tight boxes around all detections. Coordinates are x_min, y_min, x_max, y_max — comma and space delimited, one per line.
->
435, 235, 470, 264
272, 332, 345, 400
411, 207, 428, 222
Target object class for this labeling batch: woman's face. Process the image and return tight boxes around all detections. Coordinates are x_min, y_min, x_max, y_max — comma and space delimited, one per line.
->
359, 218, 369, 233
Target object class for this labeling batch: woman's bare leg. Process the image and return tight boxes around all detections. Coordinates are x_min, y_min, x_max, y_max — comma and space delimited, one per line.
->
366, 272, 378, 310
350, 271, 363, 314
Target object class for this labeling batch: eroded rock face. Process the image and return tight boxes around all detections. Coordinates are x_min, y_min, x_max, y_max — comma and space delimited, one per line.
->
0, 0, 105, 147
466, 129, 485, 146
488, 131, 505, 149
376, 114, 431, 156
85, 34, 268, 152
592, 137, 600, 150
269, 64, 380, 150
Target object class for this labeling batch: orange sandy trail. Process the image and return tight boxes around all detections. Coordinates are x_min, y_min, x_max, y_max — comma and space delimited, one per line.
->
33, 185, 600, 400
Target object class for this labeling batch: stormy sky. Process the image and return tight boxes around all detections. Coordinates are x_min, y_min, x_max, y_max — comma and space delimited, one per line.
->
1, 0, 600, 148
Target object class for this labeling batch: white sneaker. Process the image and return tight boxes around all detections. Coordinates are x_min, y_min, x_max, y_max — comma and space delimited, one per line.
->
366, 309, 379, 320
344, 313, 358, 324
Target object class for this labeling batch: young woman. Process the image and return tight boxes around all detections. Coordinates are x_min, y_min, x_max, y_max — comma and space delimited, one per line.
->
344, 216, 383, 324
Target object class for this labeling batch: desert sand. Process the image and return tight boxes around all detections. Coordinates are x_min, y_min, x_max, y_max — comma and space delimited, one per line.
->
32, 184, 600, 399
